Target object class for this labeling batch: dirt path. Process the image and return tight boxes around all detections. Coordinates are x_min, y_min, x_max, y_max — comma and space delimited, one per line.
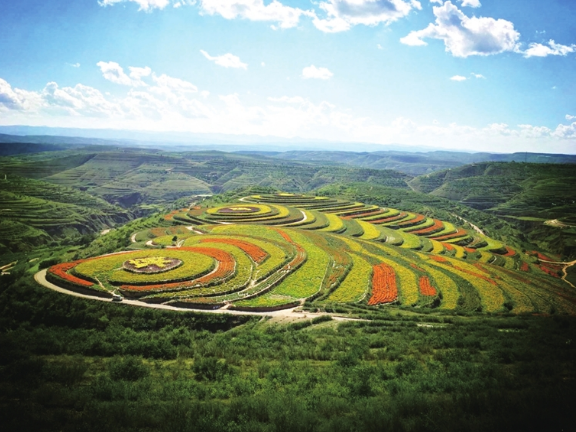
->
185, 226, 204, 235
452, 214, 485, 236
544, 219, 573, 228
34, 269, 364, 322
0, 261, 17, 272
540, 259, 576, 289
101, 229, 111, 235
131, 233, 138, 243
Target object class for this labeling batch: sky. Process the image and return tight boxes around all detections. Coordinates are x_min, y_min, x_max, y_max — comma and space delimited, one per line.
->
0, 0, 575, 153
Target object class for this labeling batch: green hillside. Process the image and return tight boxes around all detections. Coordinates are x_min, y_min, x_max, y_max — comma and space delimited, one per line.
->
0, 176, 131, 253
409, 162, 576, 217
270, 150, 576, 176
408, 162, 576, 257
1, 149, 412, 207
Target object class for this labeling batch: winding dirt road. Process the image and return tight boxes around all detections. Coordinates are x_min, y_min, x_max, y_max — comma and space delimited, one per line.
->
540, 259, 576, 289
452, 214, 485, 236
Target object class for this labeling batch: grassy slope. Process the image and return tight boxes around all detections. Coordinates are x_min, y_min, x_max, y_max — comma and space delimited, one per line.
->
0, 176, 131, 253
409, 162, 576, 218
2, 149, 412, 207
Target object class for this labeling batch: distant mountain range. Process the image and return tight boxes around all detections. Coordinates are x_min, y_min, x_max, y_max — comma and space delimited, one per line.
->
1, 126, 575, 177
0, 125, 443, 153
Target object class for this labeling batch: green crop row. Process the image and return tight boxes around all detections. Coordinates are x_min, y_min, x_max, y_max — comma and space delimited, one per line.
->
325, 252, 372, 303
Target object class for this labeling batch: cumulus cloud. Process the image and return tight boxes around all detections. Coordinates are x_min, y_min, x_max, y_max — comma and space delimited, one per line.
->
0, 78, 42, 111
553, 122, 576, 139
268, 96, 309, 104
97, 61, 151, 86
313, 0, 421, 33
41, 82, 122, 117
99, 0, 434, 34
471, 72, 485, 79
200, 50, 247, 69
484, 121, 576, 141
450, 75, 466, 81
129, 66, 152, 81
430, 0, 481, 7
98, 0, 171, 11
152, 74, 197, 92
198, 0, 314, 29
460, 0, 480, 7
566, 115, 576, 121
401, 1, 520, 57
523, 40, 576, 58
302, 65, 333, 80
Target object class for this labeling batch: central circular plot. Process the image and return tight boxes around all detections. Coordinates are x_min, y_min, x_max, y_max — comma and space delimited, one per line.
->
217, 206, 260, 214
123, 256, 183, 274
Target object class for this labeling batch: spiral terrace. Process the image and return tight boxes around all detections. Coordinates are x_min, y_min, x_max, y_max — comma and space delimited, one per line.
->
41, 194, 576, 314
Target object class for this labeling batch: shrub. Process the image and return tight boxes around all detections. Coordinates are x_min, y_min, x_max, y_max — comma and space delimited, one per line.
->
39, 257, 60, 270
108, 356, 149, 381
193, 356, 232, 381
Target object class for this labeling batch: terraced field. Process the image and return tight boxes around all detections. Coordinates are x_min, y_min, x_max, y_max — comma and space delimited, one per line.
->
0, 176, 131, 252
44, 193, 576, 314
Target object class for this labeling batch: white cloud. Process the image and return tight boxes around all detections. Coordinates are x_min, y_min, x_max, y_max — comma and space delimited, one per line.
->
450, 75, 467, 81
68, 63, 81, 68
430, 0, 481, 6
313, 0, 421, 33
152, 73, 197, 92
41, 82, 122, 117
523, 40, 576, 58
471, 72, 485, 79
401, 1, 520, 57
97, 61, 150, 86
302, 65, 333, 80
268, 96, 309, 104
0, 78, 42, 111
98, 0, 171, 11
566, 115, 576, 121
198, 0, 313, 29
129, 66, 152, 81
377, 44, 383, 50
200, 50, 247, 69
460, 0, 480, 7
553, 122, 576, 139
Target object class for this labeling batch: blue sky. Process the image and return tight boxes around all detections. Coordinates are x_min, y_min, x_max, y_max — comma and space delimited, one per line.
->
0, 0, 575, 153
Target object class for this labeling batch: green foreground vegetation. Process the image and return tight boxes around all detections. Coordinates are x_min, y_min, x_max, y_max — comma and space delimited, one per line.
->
1, 274, 576, 432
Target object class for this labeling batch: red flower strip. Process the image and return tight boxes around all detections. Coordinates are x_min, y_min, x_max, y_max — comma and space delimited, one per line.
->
419, 276, 437, 297
411, 219, 444, 235
368, 263, 398, 305
48, 260, 94, 287
199, 238, 269, 264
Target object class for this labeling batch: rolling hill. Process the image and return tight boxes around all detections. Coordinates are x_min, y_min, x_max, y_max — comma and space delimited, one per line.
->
0, 148, 412, 207
0, 176, 132, 253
